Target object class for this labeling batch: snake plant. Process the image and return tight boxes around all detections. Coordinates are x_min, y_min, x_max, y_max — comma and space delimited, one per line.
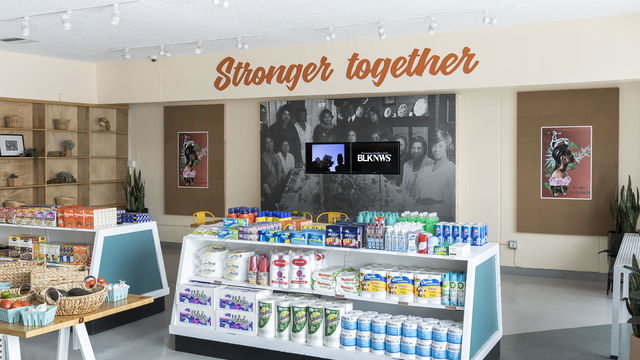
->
122, 167, 146, 212
627, 254, 640, 337
611, 175, 640, 234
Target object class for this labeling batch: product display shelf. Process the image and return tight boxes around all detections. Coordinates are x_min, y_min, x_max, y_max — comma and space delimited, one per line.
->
183, 234, 487, 261
170, 232, 502, 360
189, 275, 465, 311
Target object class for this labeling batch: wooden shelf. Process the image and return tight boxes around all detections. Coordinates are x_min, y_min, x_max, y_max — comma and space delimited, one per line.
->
0, 184, 46, 190
46, 128, 89, 134
91, 179, 124, 184
91, 155, 128, 159
46, 182, 90, 187
0, 127, 45, 131
45, 156, 89, 160
0, 157, 40, 160
91, 202, 126, 208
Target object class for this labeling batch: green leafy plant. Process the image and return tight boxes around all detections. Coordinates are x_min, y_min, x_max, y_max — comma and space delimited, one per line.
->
24, 148, 38, 160
122, 167, 146, 212
627, 254, 640, 337
611, 175, 640, 234
62, 139, 75, 150
47, 171, 76, 184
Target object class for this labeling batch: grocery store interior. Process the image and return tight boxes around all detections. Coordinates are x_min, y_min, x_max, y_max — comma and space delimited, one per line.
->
1, 1, 640, 360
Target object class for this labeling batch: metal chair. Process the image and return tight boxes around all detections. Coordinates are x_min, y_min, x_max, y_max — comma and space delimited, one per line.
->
316, 212, 349, 224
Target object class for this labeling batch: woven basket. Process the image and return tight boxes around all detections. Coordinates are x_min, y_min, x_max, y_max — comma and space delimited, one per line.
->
0, 261, 46, 287
4, 116, 22, 128
30, 265, 88, 290
38, 280, 107, 316
55, 196, 76, 206
2, 200, 25, 208
53, 119, 70, 130
3, 284, 36, 304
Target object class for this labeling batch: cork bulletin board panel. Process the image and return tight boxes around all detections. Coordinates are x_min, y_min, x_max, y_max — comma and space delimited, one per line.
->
517, 88, 618, 235
164, 104, 225, 216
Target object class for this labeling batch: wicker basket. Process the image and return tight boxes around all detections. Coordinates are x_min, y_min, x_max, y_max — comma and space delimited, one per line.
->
30, 265, 88, 290
3, 284, 36, 304
0, 261, 46, 287
4, 116, 22, 128
2, 200, 25, 208
53, 119, 70, 130
55, 196, 76, 206
38, 280, 107, 316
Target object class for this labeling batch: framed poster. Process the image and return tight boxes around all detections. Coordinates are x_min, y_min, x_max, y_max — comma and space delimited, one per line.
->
164, 105, 225, 216
178, 131, 208, 188
0, 134, 25, 157
540, 126, 592, 200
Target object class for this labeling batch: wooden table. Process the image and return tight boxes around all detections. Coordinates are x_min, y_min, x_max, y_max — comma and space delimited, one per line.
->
0, 294, 153, 360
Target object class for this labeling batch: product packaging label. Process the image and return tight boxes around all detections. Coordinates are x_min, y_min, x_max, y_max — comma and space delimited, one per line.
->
387, 275, 414, 295
360, 273, 386, 292
291, 306, 307, 334
277, 305, 291, 333
307, 307, 323, 334
415, 278, 442, 298
324, 309, 340, 337
258, 302, 272, 329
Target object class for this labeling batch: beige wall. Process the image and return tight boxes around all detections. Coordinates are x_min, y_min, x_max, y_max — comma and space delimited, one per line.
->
97, 14, 640, 104
0, 50, 97, 103
129, 100, 261, 242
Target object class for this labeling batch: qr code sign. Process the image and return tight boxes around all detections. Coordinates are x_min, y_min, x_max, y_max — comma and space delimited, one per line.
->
5, 140, 18, 151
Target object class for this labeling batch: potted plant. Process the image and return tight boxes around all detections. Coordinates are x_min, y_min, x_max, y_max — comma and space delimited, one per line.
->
47, 171, 76, 184
626, 254, 640, 358
602, 176, 640, 293
7, 173, 21, 187
24, 148, 38, 160
121, 167, 147, 213
62, 140, 75, 157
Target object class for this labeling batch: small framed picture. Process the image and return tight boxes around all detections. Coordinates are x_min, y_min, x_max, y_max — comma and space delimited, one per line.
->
0, 134, 25, 157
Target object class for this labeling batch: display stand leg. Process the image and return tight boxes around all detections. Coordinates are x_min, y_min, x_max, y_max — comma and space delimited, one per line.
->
72, 327, 80, 350
73, 324, 95, 360
5, 335, 20, 360
56, 328, 69, 360
611, 267, 621, 359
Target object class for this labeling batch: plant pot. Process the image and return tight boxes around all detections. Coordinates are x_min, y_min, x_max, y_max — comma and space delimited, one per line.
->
7, 178, 21, 187
53, 119, 70, 130
64, 149, 72, 157
55, 196, 76, 206
631, 334, 640, 359
126, 208, 148, 214
4, 115, 22, 128
3, 200, 25, 208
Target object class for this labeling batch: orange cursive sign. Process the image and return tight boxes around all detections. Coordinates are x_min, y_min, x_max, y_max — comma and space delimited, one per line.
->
213, 47, 479, 91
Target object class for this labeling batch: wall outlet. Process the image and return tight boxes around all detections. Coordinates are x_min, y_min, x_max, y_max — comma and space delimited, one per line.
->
508, 240, 518, 250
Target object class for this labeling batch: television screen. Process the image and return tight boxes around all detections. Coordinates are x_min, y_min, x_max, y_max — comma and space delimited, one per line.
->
305, 143, 350, 174
350, 141, 401, 174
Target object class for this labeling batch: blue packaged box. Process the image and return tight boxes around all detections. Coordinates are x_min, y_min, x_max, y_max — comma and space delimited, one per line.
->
274, 231, 291, 244
290, 231, 308, 245
218, 228, 238, 239
341, 225, 362, 248
308, 231, 326, 246
325, 225, 342, 247
223, 218, 248, 227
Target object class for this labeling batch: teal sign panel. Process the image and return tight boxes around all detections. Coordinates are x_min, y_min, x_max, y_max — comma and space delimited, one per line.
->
98, 229, 163, 295
470, 255, 499, 358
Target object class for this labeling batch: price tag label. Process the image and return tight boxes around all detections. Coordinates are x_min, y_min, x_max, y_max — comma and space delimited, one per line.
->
445, 306, 456, 310
213, 280, 222, 285
335, 294, 345, 299
398, 301, 409, 306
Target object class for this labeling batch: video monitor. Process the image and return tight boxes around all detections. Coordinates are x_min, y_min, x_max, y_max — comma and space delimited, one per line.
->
305, 142, 351, 174
350, 141, 401, 174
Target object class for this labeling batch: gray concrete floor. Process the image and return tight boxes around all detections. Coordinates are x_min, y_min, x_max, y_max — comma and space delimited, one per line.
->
14, 244, 632, 359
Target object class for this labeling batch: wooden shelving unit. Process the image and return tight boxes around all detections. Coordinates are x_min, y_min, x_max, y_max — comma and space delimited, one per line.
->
0, 99, 128, 208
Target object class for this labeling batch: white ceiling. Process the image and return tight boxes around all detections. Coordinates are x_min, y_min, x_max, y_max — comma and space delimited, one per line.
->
0, 0, 638, 63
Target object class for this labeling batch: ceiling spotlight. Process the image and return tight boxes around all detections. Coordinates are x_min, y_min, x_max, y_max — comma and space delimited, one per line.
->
159, 45, 171, 57
377, 23, 385, 40
482, 10, 497, 25
121, 48, 131, 60
490, 17, 498, 25
111, 4, 120, 26
21, 16, 30, 37
324, 27, 336, 42
212, 0, 221, 4
427, 16, 437, 35
194, 41, 203, 55
236, 37, 248, 50
61, 10, 72, 31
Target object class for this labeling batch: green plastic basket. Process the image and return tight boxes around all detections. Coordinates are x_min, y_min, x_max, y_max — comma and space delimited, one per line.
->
0, 306, 28, 323
21, 306, 57, 326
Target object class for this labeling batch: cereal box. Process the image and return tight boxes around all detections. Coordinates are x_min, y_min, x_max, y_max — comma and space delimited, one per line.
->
73, 208, 85, 229
46, 243, 60, 264
59, 244, 74, 265
64, 207, 75, 228
8, 235, 20, 259
71, 245, 91, 265
83, 208, 95, 229
57, 207, 65, 227
44, 209, 57, 227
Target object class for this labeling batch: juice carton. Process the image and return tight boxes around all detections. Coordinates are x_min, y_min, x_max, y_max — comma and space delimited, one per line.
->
74, 208, 85, 229
8, 235, 20, 259
64, 207, 75, 228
